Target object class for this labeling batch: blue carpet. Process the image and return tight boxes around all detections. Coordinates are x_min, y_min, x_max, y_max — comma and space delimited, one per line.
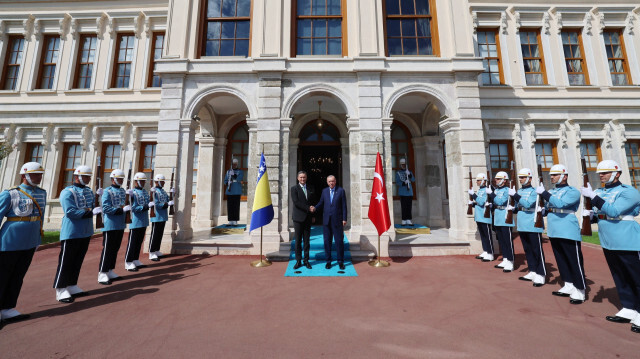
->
284, 226, 357, 277
393, 224, 428, 229
215, 224, 247, 229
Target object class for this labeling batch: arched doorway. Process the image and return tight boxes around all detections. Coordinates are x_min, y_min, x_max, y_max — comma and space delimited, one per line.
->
297, 120, 342, 197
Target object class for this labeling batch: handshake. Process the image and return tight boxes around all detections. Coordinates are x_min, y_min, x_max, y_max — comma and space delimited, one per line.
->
309, 206, 316, 213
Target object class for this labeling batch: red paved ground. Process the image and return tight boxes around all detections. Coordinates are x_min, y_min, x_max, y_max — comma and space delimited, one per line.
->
1, 234, 639, 358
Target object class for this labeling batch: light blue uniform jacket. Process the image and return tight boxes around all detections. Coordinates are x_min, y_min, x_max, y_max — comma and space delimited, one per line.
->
150, 187, 169, 223
130, 188, 150, 229
544, 184, 581, 241
472, 187, 492, 224
0, 184, 46, 251
514, 186, 543, 233
102, 185, 126, 231
593, 183, 640, 251
224, 169, 244, 196
492, 186, 514, 227
395, 170, 415, 197
60, 184, 94, 240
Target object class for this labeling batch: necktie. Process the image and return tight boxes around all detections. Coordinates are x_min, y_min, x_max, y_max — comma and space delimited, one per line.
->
330, 189, 334, 203
302, 185, 307, 199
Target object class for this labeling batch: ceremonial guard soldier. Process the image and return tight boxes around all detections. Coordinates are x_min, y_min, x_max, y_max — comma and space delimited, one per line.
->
0, 162, 46, 326
148, 174, 173, 261
468, 173, 494, 261
581, 160, 640, 332
536, 164, 585, 304
487, 172, 515, 272
224, 158, 243, 225
395, 158, 415, 225
125, 172, 150, 271
53, 165, 98, 303
512, 168, 546, 287
98, 169, 129, 285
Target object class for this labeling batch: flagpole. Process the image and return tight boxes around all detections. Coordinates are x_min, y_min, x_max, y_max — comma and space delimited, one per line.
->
369, 145, 390, 267
251, 227, 272, 267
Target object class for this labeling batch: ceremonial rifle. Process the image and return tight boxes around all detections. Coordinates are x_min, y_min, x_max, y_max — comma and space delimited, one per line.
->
580, 156, 593, 236
168, 167, 175, 215
226, 154, 235, 192
94, 156, 104, 229
125, 161, 132, 224
467, 166, 474, 215
484, 168, 493, 218
534, 158, 545, 228
505, 161, 516, 224
149, 164, 156, 218
404, 153, 412, 192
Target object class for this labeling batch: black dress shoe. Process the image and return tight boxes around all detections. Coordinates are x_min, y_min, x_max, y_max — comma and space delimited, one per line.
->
533, 283, 544, 287
126, 268, 138, 272
552, 291, 571, 297
475, 255, 484, 259
71, 291, 90, 298
632, 324, 640, 333
98, 280, 112, 285
606, 315, 631, 324
518, 276, 533, 281
570, 299, 585, 305
3, 314, 30, 322
58, 297, 75, 304
481, 258, 493, 262
304, 261, 312, 269
494, 265, 504, 269
339, 263, 346, 270
293, 261, 302, 270
325, 263, 331, 269
503, 269, 512, 273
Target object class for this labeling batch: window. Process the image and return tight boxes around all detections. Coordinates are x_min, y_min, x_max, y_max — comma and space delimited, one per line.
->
101, 143, 121, 186
579, 140, 602, 187
520, 30, 547, 85
477, 29, 503, 85
488, 141, 514, 182
111, 33, 135, 88
226, 122, 248, 200
603, 30, 631, 86
36, 36, 61, 89
74, 34, 98, 89
384, 0, 437, 56
2, 36, 25, 90
625, 141, 640, 191
24, 143, 44, 164
192, 143, 199, 198
201, 0, 251, 57
138, 143, 156, 184
391, 122, 415, 199
293, 0, 346, 56
58, 143, 82, 196
534, 140, 558, 187
561, 30, 589, 85
148, 32, 165, 87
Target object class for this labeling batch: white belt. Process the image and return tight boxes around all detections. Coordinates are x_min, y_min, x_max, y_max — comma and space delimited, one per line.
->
494, 205, 507, 210
517, 206, 534, 212
548, 208, 574, 214
597, 214, 635, 221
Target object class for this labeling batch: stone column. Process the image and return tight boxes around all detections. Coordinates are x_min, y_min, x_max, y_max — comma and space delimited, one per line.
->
211, 137, 227, 222
439, 118, 464, 240
287, 137, 299, 232
279, 118, 291, 241
194, 136, 215, 229
382, 117, 395, 231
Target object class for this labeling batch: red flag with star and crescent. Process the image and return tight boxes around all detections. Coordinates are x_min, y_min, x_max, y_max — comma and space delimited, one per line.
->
368, 152, 391, 235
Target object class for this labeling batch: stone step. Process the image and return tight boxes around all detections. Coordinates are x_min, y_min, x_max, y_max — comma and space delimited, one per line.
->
173, 234, 253, 255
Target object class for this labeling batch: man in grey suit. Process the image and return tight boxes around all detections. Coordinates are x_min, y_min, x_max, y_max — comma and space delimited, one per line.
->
291, 171, 314, 269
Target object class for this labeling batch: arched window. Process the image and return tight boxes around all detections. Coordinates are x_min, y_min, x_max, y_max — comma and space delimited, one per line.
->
299, 120, 340, 145
225, 121, 249, 200
391, 122, 415, 199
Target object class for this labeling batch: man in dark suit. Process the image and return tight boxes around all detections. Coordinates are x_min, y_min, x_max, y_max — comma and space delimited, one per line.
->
291, 171, 314, 269
312, 175, 348, 270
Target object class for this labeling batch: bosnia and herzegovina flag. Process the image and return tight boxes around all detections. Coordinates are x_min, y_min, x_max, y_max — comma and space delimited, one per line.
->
249, 152, 274, 231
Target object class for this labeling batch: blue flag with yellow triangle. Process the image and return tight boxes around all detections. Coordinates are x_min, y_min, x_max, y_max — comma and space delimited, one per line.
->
249, 152, 274, 231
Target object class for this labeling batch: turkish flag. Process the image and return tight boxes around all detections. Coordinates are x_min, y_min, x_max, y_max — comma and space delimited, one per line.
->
368, 152, 391, 236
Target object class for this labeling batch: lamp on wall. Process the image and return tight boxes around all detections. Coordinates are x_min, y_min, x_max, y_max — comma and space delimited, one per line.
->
316, 101, 323, 130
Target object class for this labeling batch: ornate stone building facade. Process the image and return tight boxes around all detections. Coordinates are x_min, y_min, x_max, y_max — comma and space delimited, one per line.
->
1, 0, 639, 257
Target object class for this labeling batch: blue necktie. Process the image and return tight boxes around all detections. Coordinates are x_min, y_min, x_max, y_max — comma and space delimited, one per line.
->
330, 188, 334, 203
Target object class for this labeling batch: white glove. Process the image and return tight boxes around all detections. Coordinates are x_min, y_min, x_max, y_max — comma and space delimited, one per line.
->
169, 188, 175, 193
150, 187, 156, 193
485, 186, 492, 195
484, 202, 491, 208
468, 200, 474, 205
148, 202, 155, 207
468, 189, 475, 196
123, 205, 131, 212
96, 188, 103, 196
92, 207, 102, 215
536, 184, 545, 194
126, 189, 133, 195
582, 209, 593, 218
581, 183, 596, 199
506, 205, 515, 211
535, 206, 546, 215
508, 188, 516, 196
168, 201, 174, 206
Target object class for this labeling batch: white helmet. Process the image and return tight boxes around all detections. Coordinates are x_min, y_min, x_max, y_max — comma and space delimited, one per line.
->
154, 174, 166, 181
518, 168, 532, 177
475, 173, 487, 181
596, 160, 622, 173
549, 164, 568, 175
73, 165, 92, 176
110, 169, 125, 178
133, 172, 147, 181
20, 162, 44, 174
400, 158, 406, 165
495, 171, 509, 180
